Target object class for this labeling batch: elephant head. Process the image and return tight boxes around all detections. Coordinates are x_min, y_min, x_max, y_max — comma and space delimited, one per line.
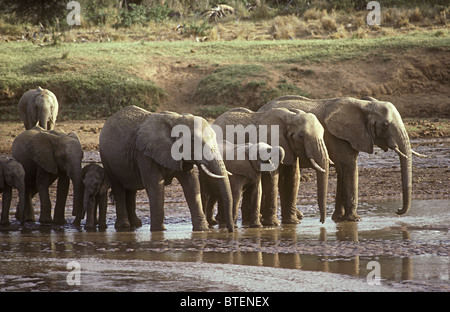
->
135, 112, 234, 232
324, 96, 423, 215
220, 141, 285, 178
28, 130, 84, 220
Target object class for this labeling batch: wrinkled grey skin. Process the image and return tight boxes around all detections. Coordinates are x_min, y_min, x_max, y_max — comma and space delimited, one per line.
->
200, 141, 285, 228
18, 87, 59, 130
99, 106, 234, 232
0, 156, 25, 225
260, 95, 417, 221
213, 107, 330, 225
11, 127, 84, 225
82, 163, 110, 230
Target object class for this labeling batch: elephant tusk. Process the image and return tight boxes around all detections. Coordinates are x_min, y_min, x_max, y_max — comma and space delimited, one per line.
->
328, 158, 334, 166
392, 147, 409, 159
309, 158, 326, 173
226, 170, 233, 176
200, 164, 226, 179
412, 150, 427, 158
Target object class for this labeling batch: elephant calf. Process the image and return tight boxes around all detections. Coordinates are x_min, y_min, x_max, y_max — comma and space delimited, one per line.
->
200, 141, 285, 228
18, 87, 59, 130
82, 163, 110, 230
0, 156, 25, 225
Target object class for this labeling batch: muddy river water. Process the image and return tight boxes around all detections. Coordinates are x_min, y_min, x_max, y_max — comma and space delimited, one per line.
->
0, 140, 449, 292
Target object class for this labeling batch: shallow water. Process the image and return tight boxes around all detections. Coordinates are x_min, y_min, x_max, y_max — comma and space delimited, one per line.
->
1, 199, 448, 292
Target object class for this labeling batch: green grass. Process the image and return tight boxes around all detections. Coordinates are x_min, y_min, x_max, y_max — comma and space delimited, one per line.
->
0, 31, 448, 119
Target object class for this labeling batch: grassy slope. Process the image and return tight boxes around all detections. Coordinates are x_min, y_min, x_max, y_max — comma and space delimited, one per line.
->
0, 31, 448, 121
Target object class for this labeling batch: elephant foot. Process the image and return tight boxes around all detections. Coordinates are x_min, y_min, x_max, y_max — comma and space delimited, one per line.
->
207, 218, 218, 227
261, 215, 280, 226
249, 221, 262, 228
98, 223, 108, 231
332, 211, 361, 222
192, 223, 209, 232
129, 216, 142, 228
115, 219, 131, 230
296, 209, 304, 220
281, 215, 301, 224
150, 223, 167, 231
0, 220, 11, 227
39, 217, 53, 225
84, 220, 96, 231
73, 216, 82, 227
53, 218, 67, 225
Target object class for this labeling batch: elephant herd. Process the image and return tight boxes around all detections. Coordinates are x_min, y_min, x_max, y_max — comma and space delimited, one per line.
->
1, 87, 426, 233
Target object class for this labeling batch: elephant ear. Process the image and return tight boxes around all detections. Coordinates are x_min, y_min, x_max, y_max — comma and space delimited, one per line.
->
135, 114, 183, 171
27, 132, 59, 174
324, 100, 374, 154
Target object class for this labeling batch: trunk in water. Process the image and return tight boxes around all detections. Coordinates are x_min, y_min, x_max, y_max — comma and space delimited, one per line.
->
306, 137, 329, 223
395, 131, 412, 215
316, 163, 328, 223
72, 172, 84, 225
206, 156, 234, 232
83, 192, 96, 229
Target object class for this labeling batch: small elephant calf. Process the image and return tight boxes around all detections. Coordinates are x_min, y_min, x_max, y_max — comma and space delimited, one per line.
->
82, 163, 110, 230
0, 156, 25, 225
200, 141, 285, 228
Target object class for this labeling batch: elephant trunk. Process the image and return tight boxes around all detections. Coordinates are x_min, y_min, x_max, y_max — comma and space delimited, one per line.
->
38, 106, 50, 130
204, 154, 234, 232
307, 138, 329, 223
16, 182, 26, 224
83, 191, 96, 229
391, 129, 412, 215
71, 168, 84, 222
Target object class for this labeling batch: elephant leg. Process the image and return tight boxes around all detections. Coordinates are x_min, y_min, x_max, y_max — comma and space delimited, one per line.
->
36, 170, 53, 224
247, 183, 263, 228
328, 138, 360, 222
98, 192, 108, 230
54, 174, 69, 225
176, 170, 209, 231
1, 186, 12, 225
241, 188, 251, 226
260, 171, 280, 226
126, 189, 141, 228
21, 185, 36, 222
111, 181, 130, 229
231, 184, 243, 225
278, 162, 302, 224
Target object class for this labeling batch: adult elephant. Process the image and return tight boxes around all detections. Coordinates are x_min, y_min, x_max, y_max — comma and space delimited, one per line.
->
0, 156, 25, 225
99, 105, 234, 232
213, 107, 330, 225
260, 95, 425, 221
200, 141, 285, 228
18, 87, 59, 130
11, 127, 84, 224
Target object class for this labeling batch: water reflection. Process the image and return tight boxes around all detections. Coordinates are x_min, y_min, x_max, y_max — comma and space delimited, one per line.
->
1, 199, 449, 291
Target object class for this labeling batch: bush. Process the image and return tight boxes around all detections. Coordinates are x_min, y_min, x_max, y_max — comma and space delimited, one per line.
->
114, 3, 171, 28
